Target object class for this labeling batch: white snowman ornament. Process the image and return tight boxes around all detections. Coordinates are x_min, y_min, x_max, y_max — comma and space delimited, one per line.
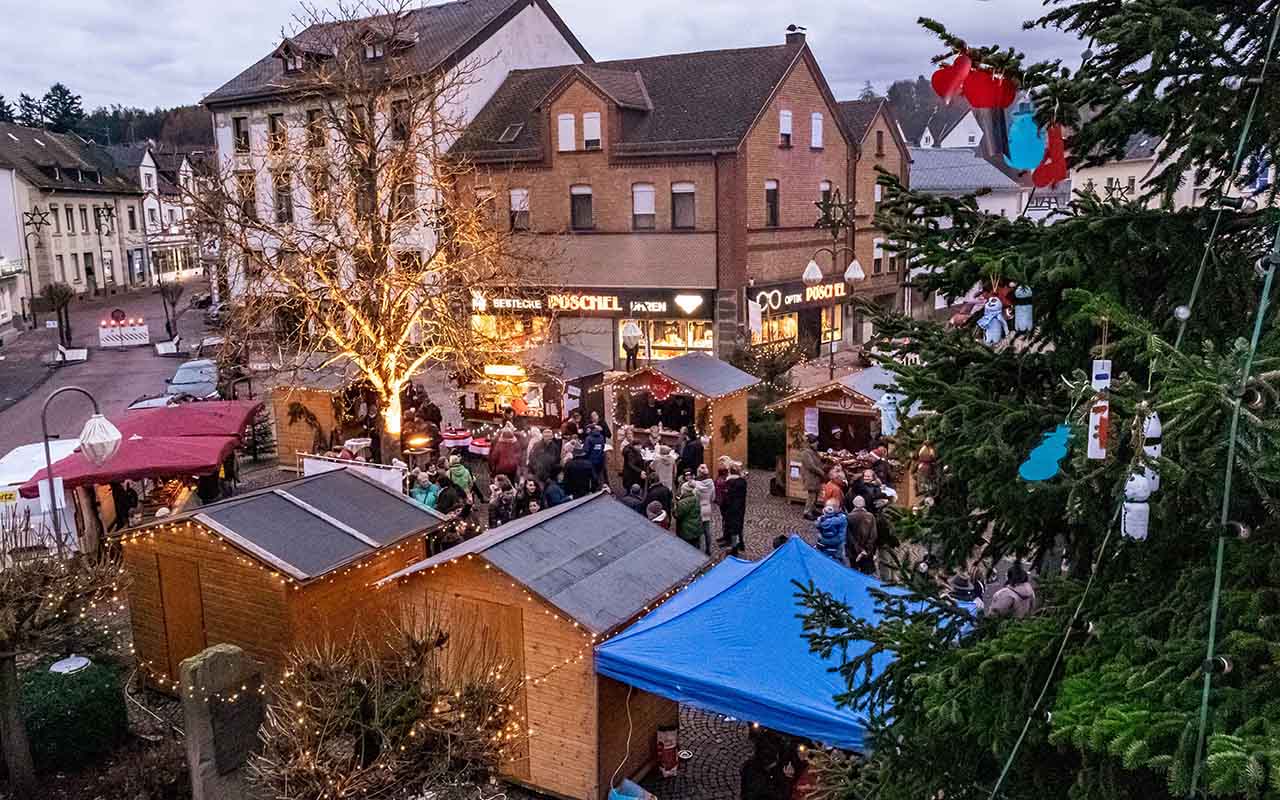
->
1142, 411, 1162, 492
1122, 473, 1152, 541
976, 296, 1009, 346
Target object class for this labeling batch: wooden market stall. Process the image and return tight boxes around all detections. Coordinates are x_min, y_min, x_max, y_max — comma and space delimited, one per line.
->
606, 353, 759, 471
459, 343, 609, 429
377, 492, 709, 800
120, 468, 447, 687
265, 358, 359, 468
766, 365, 917, 507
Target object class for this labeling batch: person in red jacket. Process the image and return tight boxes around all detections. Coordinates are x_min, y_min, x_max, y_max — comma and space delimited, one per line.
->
488, 427, 522, 481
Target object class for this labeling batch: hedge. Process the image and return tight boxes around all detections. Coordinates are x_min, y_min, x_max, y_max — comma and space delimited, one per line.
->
21, 659, 128, 772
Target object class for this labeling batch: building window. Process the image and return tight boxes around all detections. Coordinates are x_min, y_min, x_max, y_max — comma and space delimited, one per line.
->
1127, 176, 1137, 193
873, 237, 884, 274
887, 240, 899, 273
873, 184, 882, 205
820, 180, 832, 206
498, 123, 524, 144
811, 112, 824, 149
79, 206, 89, 232
147, 208, 158, 225
144, 172, 153, 190
274, 173, 294, 223
268, 113, 286, 152
167, 208, 177, 224
65, 207, 74, 233
127, 206, 137, 231
583, 112, 601, 150
285, 53, 303, 72
391, 99, 410, 141
557, 114, 576, 152
779, 110, 792, 147
875, 130, 885, 156
306, 109, 325, 149
245, 248, 265, 280
392, 178, 416, 219
364, 41, 385, 60
570, 184, 593, 230
509, 188, 530, 231
309, 168, 332, 221
619, 319, 714, 360
50, 205, 60, 234
631, 183, 655, 230
233, 117, 250, 153
83, 252, 94, 279
236, 172, 258, 221
752, 312, 797, 345
70, 253, 80, 280
55, 255, 65, 281
765, 180, 779, 228
671, 181, 695, 230
821, 304, 842, 343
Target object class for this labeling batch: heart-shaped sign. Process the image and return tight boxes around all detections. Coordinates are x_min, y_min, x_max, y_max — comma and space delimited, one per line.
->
963, 68, 1018, 109
931, 54, 972, 105
1032, 124, 1068, 188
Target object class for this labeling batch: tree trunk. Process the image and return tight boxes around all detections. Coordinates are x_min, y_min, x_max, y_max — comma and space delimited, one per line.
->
0, 652, 36, 797
380, 393, 403, 465
60, 305, 71, 347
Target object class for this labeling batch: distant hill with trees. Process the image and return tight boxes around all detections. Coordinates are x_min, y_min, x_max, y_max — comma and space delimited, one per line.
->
0, 83, 211, 146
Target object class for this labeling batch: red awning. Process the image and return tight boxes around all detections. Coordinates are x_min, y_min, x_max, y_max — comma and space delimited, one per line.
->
118, 400, 263, 439
20, 434, 239, 497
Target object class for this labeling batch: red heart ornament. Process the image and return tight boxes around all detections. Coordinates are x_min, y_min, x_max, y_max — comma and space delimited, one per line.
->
931, 54, 972, 105
963, 68, 1018, 109
1032, 124, 1068, 188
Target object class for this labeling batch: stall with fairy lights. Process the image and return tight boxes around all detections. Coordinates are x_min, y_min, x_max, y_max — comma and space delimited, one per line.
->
376, 492, 709, 800
120, 468, 448, 689
606, 353, 759, 471
459, 343, 609, 429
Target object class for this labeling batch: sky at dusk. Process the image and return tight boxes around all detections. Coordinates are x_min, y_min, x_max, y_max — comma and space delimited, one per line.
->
0, 0, 1084, 110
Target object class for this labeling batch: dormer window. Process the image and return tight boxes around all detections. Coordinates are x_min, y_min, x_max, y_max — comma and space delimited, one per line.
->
498, 124, 524, 144
364, 41, 385, 61
285, 53, 304, 72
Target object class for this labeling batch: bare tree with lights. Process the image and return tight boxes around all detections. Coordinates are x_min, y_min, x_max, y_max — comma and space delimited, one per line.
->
198, 0, 553, 459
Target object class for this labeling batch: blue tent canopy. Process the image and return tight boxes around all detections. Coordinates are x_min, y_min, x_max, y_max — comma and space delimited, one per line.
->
595, 537, 895, 751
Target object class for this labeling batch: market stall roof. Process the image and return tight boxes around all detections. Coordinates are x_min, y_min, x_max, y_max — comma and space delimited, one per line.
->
615, 353, 759, 400
380, 492, 709, 634
152, 468, 446, 582
118, 400, 263, 439
0, 440, 80, 487
518, 343, 609, 383
765, 366, 921, 416
595, 537, 898, 751
20, 434, 240, 497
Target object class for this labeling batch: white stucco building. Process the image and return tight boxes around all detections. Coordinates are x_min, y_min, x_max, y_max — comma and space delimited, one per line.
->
106, 143, 203, 285
202, 0, 590, 299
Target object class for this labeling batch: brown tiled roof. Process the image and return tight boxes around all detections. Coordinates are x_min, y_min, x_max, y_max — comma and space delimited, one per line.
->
0, 122, 140, 195
837, 99, 884, 143
203, 0, 592, 107
453, 42, 803, 159
577, 66, 652, 110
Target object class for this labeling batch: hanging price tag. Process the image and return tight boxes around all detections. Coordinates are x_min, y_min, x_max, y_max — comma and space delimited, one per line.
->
1087, 398, 1110, 459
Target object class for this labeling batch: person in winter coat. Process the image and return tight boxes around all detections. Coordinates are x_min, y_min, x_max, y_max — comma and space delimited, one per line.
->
446, 455, 474, 497
820, 467, 846, 509
620, 484, 647, 514
433, 474, 464, 516
644, 479, 674, 517
514, 478, 542, 517
560, 436, 579, 466
797, 435, 826, 520
814, 501, 848, 564
848, 468, 887, 513
673, 483, 705, 549
987, 562, 1037, 619
542, 471, 569, 508
583, 425, 607, 485
646, 500, 669, 529
562, 447, 597, 498
869, 447, 893, 488
678, 427, 705, 477
846, 495, 878, 574
620, 433, 646, 491
561, 409, 582, 439
691, 464, 717, 555
589, 410, 611, 440
719, 463, 748, 553
487, 476, 517, 528
651, 443, 678, 490
488, 427, 522, 481
529, 431, 561, 484
523, 427, 544, 476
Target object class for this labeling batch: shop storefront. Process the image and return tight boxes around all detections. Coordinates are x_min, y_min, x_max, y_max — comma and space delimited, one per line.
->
749, 277, 849, 356
470, 287, 717, 368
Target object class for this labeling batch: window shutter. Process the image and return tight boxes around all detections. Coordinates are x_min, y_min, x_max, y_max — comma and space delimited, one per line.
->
811, 113, 823, 148
632, 184, 655, 214
557, 114, 576, 152
583, 112, 601, 148
779, 111, 792, 136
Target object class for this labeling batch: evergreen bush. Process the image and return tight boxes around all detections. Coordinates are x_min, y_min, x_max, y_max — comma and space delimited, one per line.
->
21, 659, 128, 771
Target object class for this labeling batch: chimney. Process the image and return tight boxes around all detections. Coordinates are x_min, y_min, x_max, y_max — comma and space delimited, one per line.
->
785, 24, 806, 46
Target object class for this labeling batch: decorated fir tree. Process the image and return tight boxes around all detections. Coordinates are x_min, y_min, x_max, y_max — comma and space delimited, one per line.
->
800, 3, 1280, 799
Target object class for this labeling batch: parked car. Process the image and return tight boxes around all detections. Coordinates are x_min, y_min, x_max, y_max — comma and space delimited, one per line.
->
189, 292, 213, 309
166, 358, 220, 400
127, 394, 176, 410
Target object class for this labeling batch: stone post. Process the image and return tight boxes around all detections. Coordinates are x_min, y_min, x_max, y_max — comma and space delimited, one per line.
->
179, 644, 263, 800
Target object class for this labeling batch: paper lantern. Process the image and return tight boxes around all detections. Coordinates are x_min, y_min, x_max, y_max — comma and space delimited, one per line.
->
79, 414, 122, 466
1033, 124, 1068, 188
930, 54, 971, 105
962, 68, 1017, 109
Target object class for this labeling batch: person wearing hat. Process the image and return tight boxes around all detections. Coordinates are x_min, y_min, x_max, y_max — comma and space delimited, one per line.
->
798, 433, 826, 520
646, 500, 669, 529
945, 573, 985, 616
814, 500, 848, 565
988, 562, 1037, 619
846, 495, 878, 575
446, 454, 474, 497
620, 483, 647, 515
674, 482, 705, 550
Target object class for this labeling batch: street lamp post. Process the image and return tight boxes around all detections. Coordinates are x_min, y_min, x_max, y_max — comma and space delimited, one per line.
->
93, 206, 116, 293
808, 188, 865, 380
20, 209, 51, 329
39, 386, 122, 555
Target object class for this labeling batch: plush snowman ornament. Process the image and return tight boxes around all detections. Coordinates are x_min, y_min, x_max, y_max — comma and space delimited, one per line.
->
1122, 473, 1152, 541
976, 296, 1009, 346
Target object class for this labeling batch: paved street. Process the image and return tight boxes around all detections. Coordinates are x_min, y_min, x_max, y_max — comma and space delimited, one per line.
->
0, 278, 211, 456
